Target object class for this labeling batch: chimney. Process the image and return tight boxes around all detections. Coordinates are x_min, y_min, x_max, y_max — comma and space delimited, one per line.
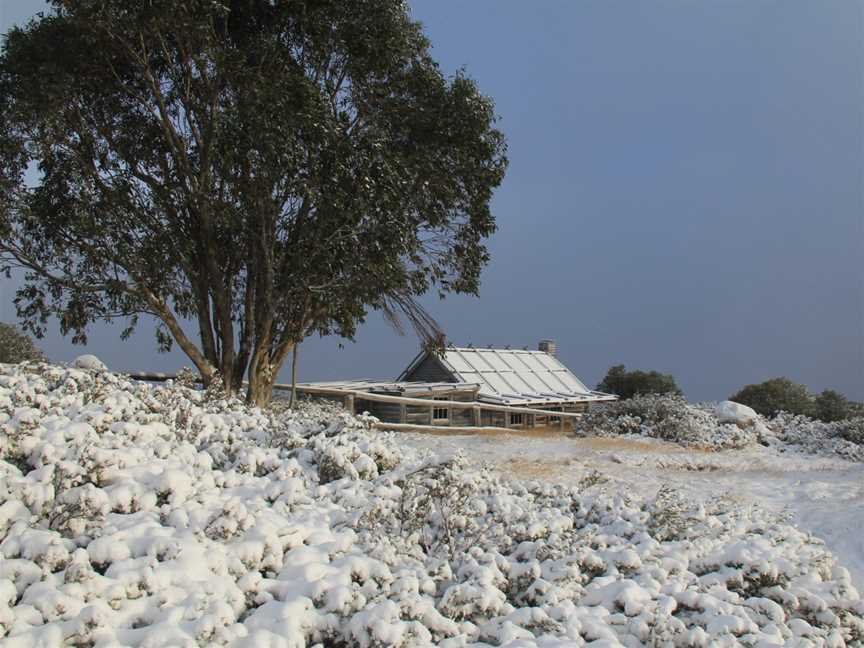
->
538, 339, 556, 356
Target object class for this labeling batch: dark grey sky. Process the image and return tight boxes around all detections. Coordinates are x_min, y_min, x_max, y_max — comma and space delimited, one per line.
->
2, 1, 862, 401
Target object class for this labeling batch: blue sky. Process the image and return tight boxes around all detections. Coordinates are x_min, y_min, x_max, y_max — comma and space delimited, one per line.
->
1, 1, 862, 401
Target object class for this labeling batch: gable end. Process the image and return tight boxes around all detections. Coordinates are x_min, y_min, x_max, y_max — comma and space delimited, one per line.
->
400, 352, 456, 383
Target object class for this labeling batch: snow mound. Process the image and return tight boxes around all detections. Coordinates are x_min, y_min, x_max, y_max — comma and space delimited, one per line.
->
72, 354, 107, 372
716, 400, 759, 426
1, 364, 863, 647
715, 400, 773, 441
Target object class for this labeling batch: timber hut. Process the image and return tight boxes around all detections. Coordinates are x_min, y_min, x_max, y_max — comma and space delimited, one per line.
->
291, 340, 616, 431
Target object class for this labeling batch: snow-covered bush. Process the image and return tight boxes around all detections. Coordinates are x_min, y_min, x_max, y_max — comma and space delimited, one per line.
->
769, 413, 864, 462
574, 394, 759, 450
645, 484, 694, 541
837, 417, 864, 446
1, 364, 863, 647
175, 366, 199, 388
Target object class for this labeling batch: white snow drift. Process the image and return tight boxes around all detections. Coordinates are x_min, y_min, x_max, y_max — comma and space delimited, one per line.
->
715, 401, 759, 427
1, 362, 863, 647
73, 354, 108, 373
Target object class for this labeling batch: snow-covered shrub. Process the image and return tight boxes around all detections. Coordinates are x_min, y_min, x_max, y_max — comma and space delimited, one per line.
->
1, 363, 863, 647
577, 469, 608, 489
48, 482, 110, 538
645, 484, 694, 541
175, 366, 199, 388
387, 456, 481, 559
574, 394, 759, 449
769, 413, 864, 461
837, 417, 864, 446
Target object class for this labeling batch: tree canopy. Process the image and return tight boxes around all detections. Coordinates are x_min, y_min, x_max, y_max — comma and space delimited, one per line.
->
596, 364, 682, 400
0, 322, 46, 364
0, 0, 508, 404
729, 379, 864, 421
814, 389, 851, 423
729, 377, 814, 418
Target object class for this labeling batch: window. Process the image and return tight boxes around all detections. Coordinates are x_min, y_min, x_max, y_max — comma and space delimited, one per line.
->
510, 413, 523, 426
433, 397, 449, 420
548, 406, 562, 423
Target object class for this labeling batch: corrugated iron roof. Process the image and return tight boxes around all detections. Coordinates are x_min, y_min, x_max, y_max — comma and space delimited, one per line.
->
295, 379, 479, 395
399, 347, 617, 406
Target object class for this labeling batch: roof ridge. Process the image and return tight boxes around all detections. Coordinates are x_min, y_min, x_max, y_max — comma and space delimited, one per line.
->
449, 346, 545, 353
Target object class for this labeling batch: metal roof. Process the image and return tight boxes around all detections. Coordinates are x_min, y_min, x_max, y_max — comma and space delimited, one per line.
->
399, 347, 617, 406
294, 379, 479, 396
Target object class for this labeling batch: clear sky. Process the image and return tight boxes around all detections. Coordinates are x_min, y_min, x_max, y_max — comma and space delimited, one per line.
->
1, 0, 862, 401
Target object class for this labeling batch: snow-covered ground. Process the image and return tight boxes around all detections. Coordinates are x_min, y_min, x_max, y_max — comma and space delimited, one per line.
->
2, 363, 863, 647
401, 433, 864, 592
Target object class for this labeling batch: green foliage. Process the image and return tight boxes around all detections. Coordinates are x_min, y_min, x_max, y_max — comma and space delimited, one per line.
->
730, 378, 815, 418
814, 389, 852, 423
0, 321, 45, 363
732, 380, 861, 422
0, 0, 507, 404
596, 364, 681, 400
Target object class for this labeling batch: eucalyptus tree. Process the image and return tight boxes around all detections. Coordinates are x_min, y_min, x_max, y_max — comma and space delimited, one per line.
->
0, 0, 507, 404
0, 322, 46, 364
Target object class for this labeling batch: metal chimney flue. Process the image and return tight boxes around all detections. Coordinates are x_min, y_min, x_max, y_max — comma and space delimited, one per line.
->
538, 339, 556, 356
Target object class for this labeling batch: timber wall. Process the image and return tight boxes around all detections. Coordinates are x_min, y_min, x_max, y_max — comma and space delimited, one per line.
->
356, 391, 477, 425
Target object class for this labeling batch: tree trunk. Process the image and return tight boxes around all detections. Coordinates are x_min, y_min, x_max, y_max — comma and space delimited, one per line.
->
246, 341, 294, 408
288, 344, 299, 409
247, 366, 275, 407
142, 287, 219, 386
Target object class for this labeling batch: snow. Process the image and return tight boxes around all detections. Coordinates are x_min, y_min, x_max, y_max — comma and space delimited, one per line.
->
715, 401, 759, 426
715, 400, 772, 439
402, 433, 864, 592
1, 363, 863, 647
73, 354, 108, 372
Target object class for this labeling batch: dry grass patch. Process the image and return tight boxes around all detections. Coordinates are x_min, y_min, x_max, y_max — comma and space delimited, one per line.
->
571, 436, 712, 454
501, 457, 571, 480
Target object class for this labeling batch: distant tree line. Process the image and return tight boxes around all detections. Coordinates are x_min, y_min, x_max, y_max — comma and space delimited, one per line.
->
596, 364, 862, 423
596, 364, 681, 400
730, 378, 864, 422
